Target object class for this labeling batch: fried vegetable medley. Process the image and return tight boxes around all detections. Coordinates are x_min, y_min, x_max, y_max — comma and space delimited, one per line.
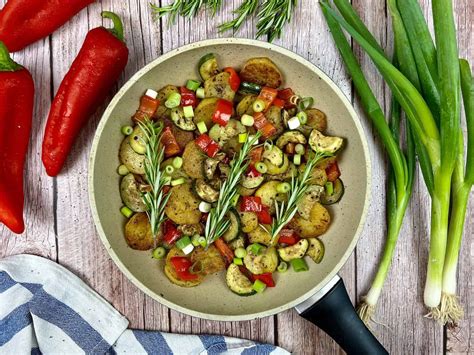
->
117, 54, 345, 295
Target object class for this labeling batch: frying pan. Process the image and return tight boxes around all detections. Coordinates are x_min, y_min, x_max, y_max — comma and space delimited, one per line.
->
89, 38, 387, 354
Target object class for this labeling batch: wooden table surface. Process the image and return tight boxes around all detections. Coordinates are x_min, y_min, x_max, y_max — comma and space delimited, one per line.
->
1, 0, 472, 353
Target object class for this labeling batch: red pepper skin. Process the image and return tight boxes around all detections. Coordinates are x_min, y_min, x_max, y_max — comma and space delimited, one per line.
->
223, 67, 241, 92
326, 161, 341, 182
212, 99, 233, 126
256, 206, 272, 224
180, 87, 198, 108
195, 134, 220, 158
278, 229, 300, 246
162, 221, 182, 248
247, 165, 261, 178
240, 196, 262, 213
0, 43, 34, 234
251, 273, 275, 287
42, 14, 128, 177
133, 95, 160, 122
170, 257, 199, 281
161, 127, 181, 157
257, 87, 278, 112
273, 98, 285, 109
214, 238, 234, 266
249, 146, 263, 164
0, 0, 95, 52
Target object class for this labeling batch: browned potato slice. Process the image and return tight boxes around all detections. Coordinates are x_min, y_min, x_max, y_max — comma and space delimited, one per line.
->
164, 182, 202, 224
236, 95, 256, 116
177, 224, 203, 236
194, 98, 219, 129
239, 58, 283, 89
305, 109, 327, 132
164, 247, 203, 287
191, 245, 225, 275
298, 164, 328, 186
119, 136, 145, 175
287, 202, 331, 238
255, 181, 287, 215
155, 85, 179, 119
248, 225, 272, 246
124, 212, 154, 250
239, 211, 259, 233
204, 72, 236, 101
182, 141, 206, 179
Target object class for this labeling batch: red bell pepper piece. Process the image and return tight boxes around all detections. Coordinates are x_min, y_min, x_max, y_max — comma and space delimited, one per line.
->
240, 196, 262, 213
180, 86, 198, 108
0, 42, 34, 234
277, 88, 296, 109
42, 12, 129, 177
253, 112, 267, 130
223, 67, 241, 92
162, 220, 182, 247
206, 141, 220, 158
195, 134, 220, 158
214, 238, 234, 266
251, 273, 275, 287
260, 122, 277, 138
257, 87, 278, 111
133, 94, 160, 122
0, 0, 95, 52
212, 99, 233, 126
253, 112, 277, 138
273, 98, 285, 109
247, 165, 261, 178
326, 161, 341, 182
256, 205, 272, 224
161, 126, 181, 157
278, 229, 300, 246
170, 257, 199, 281
249, 146, 263, 164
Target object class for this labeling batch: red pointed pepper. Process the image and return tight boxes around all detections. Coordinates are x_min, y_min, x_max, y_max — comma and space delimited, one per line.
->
0, 0, 95, 52
42, 12, 129, 176
0, 42, 34, 234
223, 67, 241, 92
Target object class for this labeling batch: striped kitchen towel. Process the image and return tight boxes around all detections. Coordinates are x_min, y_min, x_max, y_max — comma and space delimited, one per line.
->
0, 254, 288, 355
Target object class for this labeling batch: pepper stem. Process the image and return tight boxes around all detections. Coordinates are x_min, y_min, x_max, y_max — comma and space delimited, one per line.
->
101, 11, 125, 42
0, 41, 22, 72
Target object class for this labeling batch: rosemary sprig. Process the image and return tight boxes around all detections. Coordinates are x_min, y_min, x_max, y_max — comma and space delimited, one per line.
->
205, 132, 262, 246
256, 0, 298, 42
137, 119, 170, 239
218, 0, 259, 33
269, 150, 327, 245
151, 0, 223, 23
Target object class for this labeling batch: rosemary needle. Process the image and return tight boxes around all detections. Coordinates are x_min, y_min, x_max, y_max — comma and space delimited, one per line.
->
151, 0, 223, 24
256, 0, 298, 42
218, 0, 259, 33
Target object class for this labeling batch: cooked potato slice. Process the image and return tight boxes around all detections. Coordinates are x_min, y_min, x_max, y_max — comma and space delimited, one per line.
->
255, 181, 288, 214
248, 225, 272, 246
239, 57, 283, 89
236, 95, 256, 116
124, 212, 154, 250
164, 247, 203, 287
119, 136, 146, 175
155, 85, 179, 119
177, 223, 203, 236
182, 141, 206, 179
191, 245, 225, 275
298, 164, 327, 186
120, 173, 147, 212
305, 108, 327, 132
278, 239, 309, 262
243, 246, 278, 274
164, 182, 202, 224
307, 238, 325, 263
287, 202, 331, 238
239, 211, 259, 233
194, 98, 220, 129
204, 72, 236, 101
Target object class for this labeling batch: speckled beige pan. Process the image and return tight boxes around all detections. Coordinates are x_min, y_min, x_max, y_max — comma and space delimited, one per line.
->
88, 38, 371, 321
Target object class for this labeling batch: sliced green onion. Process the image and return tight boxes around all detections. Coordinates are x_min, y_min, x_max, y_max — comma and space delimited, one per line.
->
152, 247, 166, 259
293, 154, 302, 165
191, 234, 201, 247
197, 120, 208, 134
252, 279, 267, 293
325, 181, 334, 195
121, 125, 133, 136
163, 176, 172, 186
241, 114, 255, 127
255, 162, 268, 174
172, 157, 183, 169
291, 258, 309, 272
165, 92, 181, 109
231, 194, 240, 206
253, 99, 266, 113
234, 247, 247, 259
199, 201, 211, 213
297, 111, 308, 125
287, 116, 301, 130
277, 182, 291, 193
196, 87, 205, 99
120, 206, 134, 218
233, 257, 243, 266
295, 144, 305, 155
171, 178, 185, 186
117, 164, 129, 176
238, 133, 248, 143
186, 79, 201, 91
247, 243, 264, 255
176, 236, 192, 250
198, 236, 207, 248
277, 261, 288, 273
165, 165, 175, 175
298, 97, 314, 111
183, 105, 194, 118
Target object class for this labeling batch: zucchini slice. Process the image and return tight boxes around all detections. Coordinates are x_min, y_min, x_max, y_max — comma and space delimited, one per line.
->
320, 179, 345, 205
277, 239, 309, 262
309, 129, 344, 155
199, 53, 219, 80
194, 179, 219, 203
239, 82, 261, 95
262, 145, 284, 166
226, 264, 256, 296
241, 174, 265, 189
255, 181, 287, 214
243, 246, 278, 274
171, 107, 196, 131
306, 238, 325, 264
275, 131, 307, 149
266, 154, 289, 175
222, 209, 241, 242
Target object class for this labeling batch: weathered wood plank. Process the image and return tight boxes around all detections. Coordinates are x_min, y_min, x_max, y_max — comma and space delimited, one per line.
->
0, 0, 56, 260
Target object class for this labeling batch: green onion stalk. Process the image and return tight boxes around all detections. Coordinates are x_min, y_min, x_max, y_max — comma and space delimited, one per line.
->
321, 1, 415, 325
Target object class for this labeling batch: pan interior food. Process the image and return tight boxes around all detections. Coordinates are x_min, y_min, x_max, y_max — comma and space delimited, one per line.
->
89, 39, 370, 320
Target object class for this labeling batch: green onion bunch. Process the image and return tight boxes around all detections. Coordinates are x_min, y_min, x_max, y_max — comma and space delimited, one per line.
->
321, 0, 472, 326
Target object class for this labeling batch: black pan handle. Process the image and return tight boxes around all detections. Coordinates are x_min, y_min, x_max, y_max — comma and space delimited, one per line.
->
298, 278, 388, 355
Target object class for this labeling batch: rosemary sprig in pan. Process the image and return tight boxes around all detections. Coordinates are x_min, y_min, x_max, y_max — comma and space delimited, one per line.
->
151, 0, 223, 23
205, 132, 262, 246
269, 150, 328, 245
137, 118, 170, 239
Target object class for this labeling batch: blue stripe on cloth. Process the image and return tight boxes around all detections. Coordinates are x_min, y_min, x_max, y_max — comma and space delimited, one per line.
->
20, 282, 42, 295
199, 335, 228, 354
31, 347, 42, 355
29, 288, 111, 353
0, 303, 31, 346
242, 344, 277, 354
0, 271, 17, 293
133, 330, 173, 355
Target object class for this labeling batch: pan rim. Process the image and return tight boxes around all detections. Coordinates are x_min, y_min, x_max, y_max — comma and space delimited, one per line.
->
88, 38, 372, 321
